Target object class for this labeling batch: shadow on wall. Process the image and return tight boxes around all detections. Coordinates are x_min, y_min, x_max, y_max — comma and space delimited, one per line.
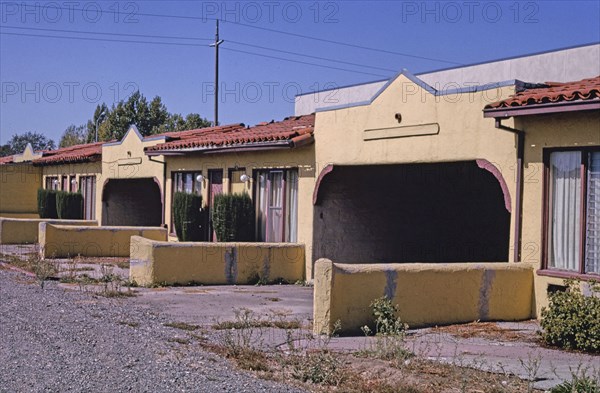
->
313, 162, 511, 264
102, 178, 162, 227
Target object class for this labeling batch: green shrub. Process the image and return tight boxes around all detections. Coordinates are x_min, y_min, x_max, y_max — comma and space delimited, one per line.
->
212, 193, 254, 242
55, 191, 83, 219
37, 188, 58, 219
540, 280, 600, 353
370, 297, 408, 336
172, 192, 205, 241
551, 376, 599, 393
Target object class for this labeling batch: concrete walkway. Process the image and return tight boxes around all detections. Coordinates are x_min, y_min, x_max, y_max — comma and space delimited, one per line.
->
123, 281, 598, 391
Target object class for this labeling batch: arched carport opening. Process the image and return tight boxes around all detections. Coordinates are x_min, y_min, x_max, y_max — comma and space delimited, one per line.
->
313, 161, 511, 265
102, 178, 162, 226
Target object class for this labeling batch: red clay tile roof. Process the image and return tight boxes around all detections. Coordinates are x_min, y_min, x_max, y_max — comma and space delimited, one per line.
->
486, 76, 600, 109
33, 141, 104, 166
0, 155, 14, 165
146, 114, 315, 153
150, 123, 244, 140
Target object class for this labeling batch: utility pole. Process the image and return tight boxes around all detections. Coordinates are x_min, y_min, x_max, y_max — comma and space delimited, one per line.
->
209, 19, 224, 127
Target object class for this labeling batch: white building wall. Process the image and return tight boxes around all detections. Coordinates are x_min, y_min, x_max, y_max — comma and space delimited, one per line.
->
295, 44, 600, 115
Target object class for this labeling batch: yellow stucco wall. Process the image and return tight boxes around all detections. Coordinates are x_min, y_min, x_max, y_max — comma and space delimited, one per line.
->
313, 259, 534, 334
101, 128, 167, 224
39, 223, 167, 258
41, 162, 102, 189
314, 76, 520, 265
130, 236, 305, 286
0, 163, 42, 217
0, 218, 97, 244
515, 111, 600, 315
164, 146, 316, 278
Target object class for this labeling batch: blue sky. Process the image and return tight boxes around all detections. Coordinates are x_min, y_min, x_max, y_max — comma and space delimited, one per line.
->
1, 0, 599, 144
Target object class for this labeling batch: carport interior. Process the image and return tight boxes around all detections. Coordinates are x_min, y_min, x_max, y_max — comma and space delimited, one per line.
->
313, 162, 510, 264
102, 178, 162, 227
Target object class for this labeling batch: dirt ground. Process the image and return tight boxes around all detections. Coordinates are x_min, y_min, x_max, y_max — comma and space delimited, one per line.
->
1, 246, 598, 392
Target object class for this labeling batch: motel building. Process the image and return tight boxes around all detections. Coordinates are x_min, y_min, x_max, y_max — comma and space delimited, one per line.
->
1, 43, 598, 332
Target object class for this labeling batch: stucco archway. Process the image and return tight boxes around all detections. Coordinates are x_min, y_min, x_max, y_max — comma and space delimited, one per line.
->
312, 161, 511, 265
101, 178, 162, 226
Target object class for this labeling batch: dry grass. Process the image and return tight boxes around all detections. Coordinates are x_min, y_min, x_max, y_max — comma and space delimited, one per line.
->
164, 322, 200, 331
73, 257, 130, 269
431, 321, 538, 343
199, 310, 540, 393
118, 320, 140, 328
213, 319, 301, 330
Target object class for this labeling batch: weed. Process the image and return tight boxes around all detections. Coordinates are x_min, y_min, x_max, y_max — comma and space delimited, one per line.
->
290, 349, 344, 386
214, 308, 265, 357
518, 353, 542, 393
29, 252, 59, 289
97, 264, 135, 298
552, 377, 599, 393
358, 297, 411, 366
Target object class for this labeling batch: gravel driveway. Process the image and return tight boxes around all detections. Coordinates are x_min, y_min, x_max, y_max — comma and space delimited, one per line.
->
0, 269, 305, 393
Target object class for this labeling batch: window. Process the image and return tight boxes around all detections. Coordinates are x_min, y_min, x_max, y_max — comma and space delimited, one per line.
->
69, 175, 77, 193
61, 176, 68, 191
171, 171, 202, 233
173, 172, 202, 195
545, 149, 600, 275
255, 169, 298, 242
45, 176, 59, 190
80, 176, 96, 220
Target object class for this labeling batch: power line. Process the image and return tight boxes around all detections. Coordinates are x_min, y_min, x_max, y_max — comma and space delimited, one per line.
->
0, 25, 213, 42
227, 40, 398, 73
0, 31, 208, 47
2, 24, 397, 73
224, 22, 463, 65
2, 29, 393, 77
12, 4, 462, 65
221, 47, 389, 78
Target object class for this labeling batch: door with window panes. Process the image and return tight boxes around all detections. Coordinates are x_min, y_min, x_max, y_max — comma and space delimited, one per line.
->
80, 176, 96, 220
255, 169, 298, 242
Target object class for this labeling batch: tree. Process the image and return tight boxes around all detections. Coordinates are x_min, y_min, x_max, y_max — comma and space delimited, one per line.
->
85, 103, 109, 143
59, 124, 88, 148
0, 132, 55, 156
92, 91, 211, 141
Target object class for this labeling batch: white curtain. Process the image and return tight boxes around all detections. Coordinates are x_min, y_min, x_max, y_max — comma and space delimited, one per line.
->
285, 170, 299, 242
268, 172, 284, 242
256, 172, 268, 241
549, 151, 581, 271
585, 152, 600, 273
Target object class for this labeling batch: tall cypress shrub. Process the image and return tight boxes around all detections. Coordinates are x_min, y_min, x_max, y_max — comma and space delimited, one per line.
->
173, 192, 204, 241
212, 193, 254, 242
56, 191, 83, 219
37, 189, 58, 219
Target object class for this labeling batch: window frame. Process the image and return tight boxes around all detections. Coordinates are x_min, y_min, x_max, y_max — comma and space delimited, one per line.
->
540, 146, 600, 280
253, 168, 299, 243
45, 176, 59, 190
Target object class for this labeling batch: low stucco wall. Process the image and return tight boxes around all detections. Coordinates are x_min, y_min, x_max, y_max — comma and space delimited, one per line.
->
39, 224, 167, 258
130, 236, 305, 286
313, 259, 534, 334
0, 218, 97, 244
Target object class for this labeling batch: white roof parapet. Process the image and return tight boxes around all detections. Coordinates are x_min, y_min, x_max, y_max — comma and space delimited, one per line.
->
295, 43, 600, 115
